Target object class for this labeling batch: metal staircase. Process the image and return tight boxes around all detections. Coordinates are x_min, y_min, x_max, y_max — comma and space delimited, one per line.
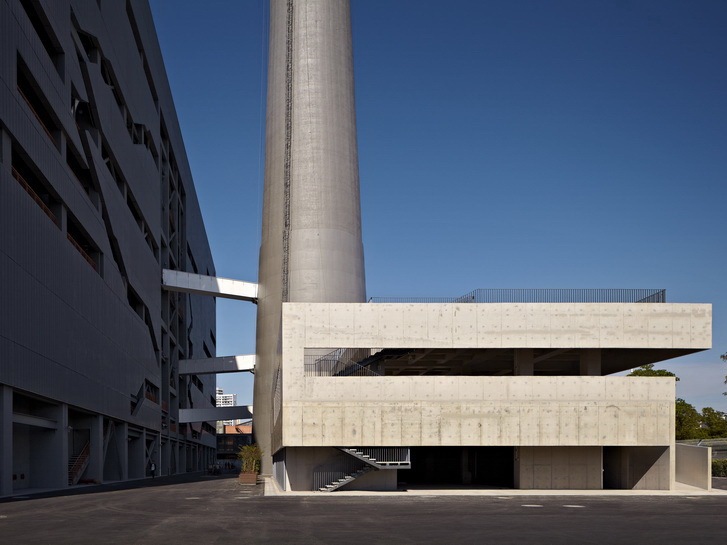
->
68, 441, 91, 485
315, 447, 410, 492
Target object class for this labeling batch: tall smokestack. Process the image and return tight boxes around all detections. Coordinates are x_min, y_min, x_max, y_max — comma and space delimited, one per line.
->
254, 0, 366, 474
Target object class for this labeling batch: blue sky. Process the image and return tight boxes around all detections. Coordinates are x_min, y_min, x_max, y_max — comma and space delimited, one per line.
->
149, 0, 726, 410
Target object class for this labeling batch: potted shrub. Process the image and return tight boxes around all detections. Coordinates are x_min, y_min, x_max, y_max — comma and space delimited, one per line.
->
237, 443, 262, 484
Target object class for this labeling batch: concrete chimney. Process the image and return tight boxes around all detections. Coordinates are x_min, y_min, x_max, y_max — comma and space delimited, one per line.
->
254, 0, 366, 474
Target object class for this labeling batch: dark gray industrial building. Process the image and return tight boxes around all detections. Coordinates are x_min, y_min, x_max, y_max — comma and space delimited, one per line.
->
0, 0, 217, 495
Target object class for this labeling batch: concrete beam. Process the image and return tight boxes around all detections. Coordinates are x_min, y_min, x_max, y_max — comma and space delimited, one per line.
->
178, 406, 253, 424
179, 355, 255, 375
162, 270, 258, 302
12, 413, 58, 429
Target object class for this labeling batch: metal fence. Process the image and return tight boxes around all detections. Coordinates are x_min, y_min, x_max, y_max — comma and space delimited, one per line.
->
369, 288, 666, 304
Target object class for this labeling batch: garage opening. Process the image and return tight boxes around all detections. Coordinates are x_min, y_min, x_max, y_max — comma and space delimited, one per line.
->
399, 447, 514, 488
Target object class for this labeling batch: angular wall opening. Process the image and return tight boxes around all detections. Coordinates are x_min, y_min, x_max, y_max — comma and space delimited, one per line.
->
16, 55, 61, 150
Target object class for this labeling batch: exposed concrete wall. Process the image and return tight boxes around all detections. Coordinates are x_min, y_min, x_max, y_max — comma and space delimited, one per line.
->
283, 303, 711, 352
342, 467, 398, 492
603, 446, 670, 490
284, 447, 397, 492
282, 376, 675, 448
284, 447, 339, 491
515, 447, 602, 489
676, 443, 712, 490
276, 302, 703, 453
275, 302, 709, 489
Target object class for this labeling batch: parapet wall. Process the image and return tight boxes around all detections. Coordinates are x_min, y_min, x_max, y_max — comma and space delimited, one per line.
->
676, 443, 712, 490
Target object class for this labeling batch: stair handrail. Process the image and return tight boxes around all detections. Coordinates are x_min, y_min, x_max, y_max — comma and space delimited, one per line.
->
312, 454, 367, 491
69, 441, 91, 484
339, 447, 411, 468
305, 348, 382, 377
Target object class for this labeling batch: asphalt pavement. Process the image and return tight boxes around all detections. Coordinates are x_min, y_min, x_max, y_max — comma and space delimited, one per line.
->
2, 474, 727, 544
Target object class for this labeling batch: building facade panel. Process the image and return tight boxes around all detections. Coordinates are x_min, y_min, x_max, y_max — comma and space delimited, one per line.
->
0, 0, 217, 495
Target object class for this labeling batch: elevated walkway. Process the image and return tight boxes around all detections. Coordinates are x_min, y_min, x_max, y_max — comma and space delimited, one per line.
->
161, 270, 256, 429
178, 406, 252, 424
162, 269, 258, 302
179, 355, 255, 375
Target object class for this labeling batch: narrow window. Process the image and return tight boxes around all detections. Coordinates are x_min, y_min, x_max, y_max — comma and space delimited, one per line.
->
66, 217, 101, 273
17, 55, 61, 150
18, 0, 64, 77
11, 146, 60, 227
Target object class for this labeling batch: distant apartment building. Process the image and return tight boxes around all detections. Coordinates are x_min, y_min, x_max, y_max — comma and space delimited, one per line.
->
0, 0, 217, 495
216, 388, 239, 429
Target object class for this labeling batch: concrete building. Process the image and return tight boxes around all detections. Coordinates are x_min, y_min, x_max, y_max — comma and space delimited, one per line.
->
216, 388, 238, 429
274, 297, 711, 491
0, 0, 217, 495
216, 422, 253, 470
256, 1, 713, 492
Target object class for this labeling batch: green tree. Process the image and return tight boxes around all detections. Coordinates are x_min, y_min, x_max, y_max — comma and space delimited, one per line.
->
675, 398, 707, 440
627, 364, 679, 380
701, 407, 727, 438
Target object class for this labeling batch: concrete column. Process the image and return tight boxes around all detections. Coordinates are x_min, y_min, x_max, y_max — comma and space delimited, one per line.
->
57, 404, 69, 488
118, 422, 128, 481
87, 415, 104, 483
514, 349, 534, 375
161, 437, 170, 476
180, 443, 186, 472
0, 386, 12, 496
41, 403, 69, 488
580, 349, 601, 376
141, 429, 147, 477
461, 448, 471, 485
513, 447, 522, 489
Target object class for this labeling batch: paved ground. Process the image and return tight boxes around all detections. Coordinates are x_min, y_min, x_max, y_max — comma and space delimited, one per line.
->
2, 475, 727, 544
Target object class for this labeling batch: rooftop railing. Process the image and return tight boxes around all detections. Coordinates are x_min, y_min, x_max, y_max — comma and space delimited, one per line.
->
369, 288, 666, 304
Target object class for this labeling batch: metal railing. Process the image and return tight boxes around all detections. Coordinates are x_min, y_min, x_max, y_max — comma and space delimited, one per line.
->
68, 441, 90, 485
11, 166, 59, 227
67, 232, 97, 271
352, 447, 410, 465
312, 456, 367, 491
18, 85, 57, 145
370, 288, 666, 304
304, 350, 381, 377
